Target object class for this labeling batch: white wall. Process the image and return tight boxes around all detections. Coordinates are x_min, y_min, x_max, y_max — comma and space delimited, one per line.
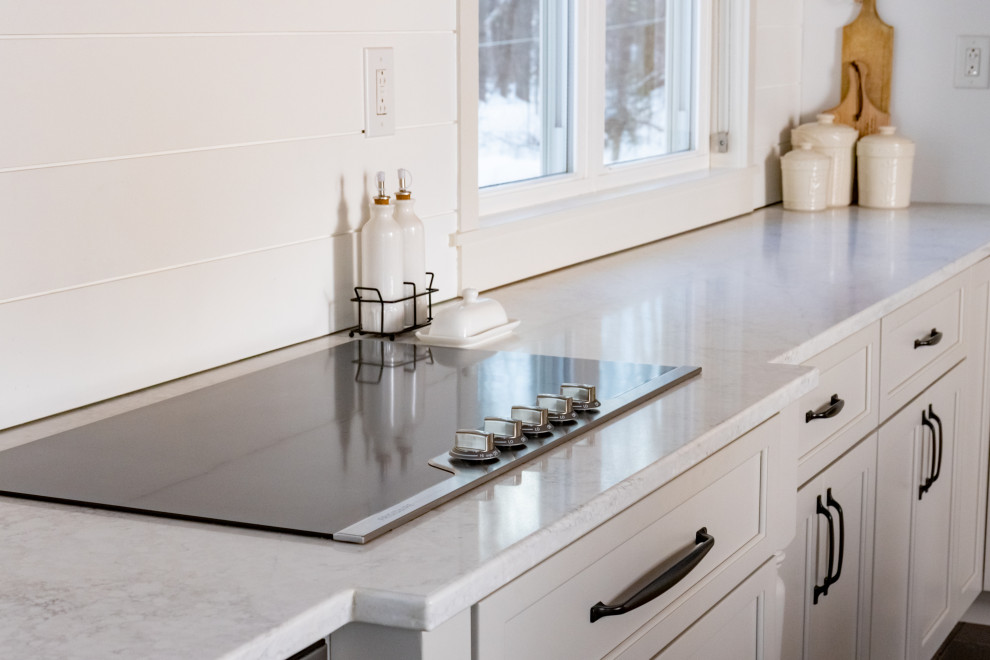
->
752, 0, 990, 206
801, 0, 990, 204
750, 0, 803, 207
13, 0, 983, 430
0, 2, 459, 429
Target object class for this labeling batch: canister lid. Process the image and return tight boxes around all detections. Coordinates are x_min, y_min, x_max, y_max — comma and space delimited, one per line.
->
857, 126, 916, 158
792, 113, 858, 148
781, 143, 831, 170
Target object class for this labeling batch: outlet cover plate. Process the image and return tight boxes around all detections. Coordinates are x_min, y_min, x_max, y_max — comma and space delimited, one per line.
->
955, 35, 990, 89
364, 47, 395, 137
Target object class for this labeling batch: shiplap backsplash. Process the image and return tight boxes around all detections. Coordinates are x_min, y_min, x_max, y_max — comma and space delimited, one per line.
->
751, 0, 803, 207
1, 2, 458, 428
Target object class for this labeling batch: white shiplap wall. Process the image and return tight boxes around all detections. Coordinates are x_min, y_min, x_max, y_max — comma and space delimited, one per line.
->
750, 0, 803, 207
1, 2, 458, 429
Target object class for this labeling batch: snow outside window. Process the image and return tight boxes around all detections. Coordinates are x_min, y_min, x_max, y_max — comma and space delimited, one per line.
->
479, 0, 700, 191
604, 0, 695, 164
478, 0, 570, 188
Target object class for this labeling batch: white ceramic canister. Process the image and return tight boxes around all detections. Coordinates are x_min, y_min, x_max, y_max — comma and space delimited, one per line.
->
857, 126, 915, 209
781, 144, 831, 212
791, 113, 859, 207
360, 172, 405, 334
394, 168, 429, 327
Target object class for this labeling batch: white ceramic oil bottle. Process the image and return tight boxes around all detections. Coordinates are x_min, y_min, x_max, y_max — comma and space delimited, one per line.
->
394, 168, 428, 327
360, 171, 404, 334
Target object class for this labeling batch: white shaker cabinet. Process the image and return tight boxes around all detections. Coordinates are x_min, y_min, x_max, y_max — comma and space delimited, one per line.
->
873, 362, 966, 660
474, 413, 794, 660
781, 433, 877, 660
780, 263, 989, 660
971, 257, 990, 595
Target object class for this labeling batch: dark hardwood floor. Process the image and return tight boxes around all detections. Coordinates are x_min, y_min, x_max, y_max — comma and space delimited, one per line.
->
934, 622, 990, 659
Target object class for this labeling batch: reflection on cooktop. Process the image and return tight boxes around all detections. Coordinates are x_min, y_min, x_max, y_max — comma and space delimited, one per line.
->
0, 340, 698, 542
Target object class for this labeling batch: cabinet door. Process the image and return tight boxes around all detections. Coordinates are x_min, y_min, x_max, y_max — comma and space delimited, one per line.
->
951, 358, 985, 621
963, 259, 990, 600
781, 433, 876, 660
874, 364, 962, 660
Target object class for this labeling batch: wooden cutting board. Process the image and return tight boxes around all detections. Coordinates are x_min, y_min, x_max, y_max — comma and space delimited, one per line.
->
825, 60, 890, 137
853, 61, 890, 137
841, 0, 893, 114
827, 61, 862, 128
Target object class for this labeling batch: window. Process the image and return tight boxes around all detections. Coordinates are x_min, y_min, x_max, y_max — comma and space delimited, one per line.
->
455, 0, 751, 293
478, 0, 705, 200
604, 1, 695, 164
478, 0, 571, 187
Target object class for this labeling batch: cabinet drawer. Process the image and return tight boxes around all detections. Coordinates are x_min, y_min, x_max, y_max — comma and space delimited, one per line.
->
474, 416, 781, 660
796, 322, 880, 484
880, 273, 967, 420
611, 557, 780, 660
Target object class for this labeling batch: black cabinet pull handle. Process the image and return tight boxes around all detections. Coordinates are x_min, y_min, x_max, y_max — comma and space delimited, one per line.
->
919, 410, 937, 500
914, 328, 943, 349
806, 394, 846, 423
590, 528, 714, 623
813, 495, 836, 604
928, 404, 943, 486
826, 488, 845, 588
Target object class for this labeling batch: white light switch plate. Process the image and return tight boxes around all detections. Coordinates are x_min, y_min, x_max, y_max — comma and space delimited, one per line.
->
954, 35, 990, 89
365, 47, 395, 137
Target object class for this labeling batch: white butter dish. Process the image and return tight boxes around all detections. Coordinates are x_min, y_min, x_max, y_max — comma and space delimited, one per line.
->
416, 288, 520, 347
416, 319, 520, 348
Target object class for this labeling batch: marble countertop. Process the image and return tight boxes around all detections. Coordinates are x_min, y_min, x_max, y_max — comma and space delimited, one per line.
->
4, 203, 990, 659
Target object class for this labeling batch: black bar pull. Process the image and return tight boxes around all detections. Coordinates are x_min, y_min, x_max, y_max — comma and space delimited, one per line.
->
914, 328, 943, 349
806, 394, 845, 423
825, 488, 845, 588
919, 410, 937, 500
928, 404, 943, 485
590, 528, 714, 623
813, 495, 836, 604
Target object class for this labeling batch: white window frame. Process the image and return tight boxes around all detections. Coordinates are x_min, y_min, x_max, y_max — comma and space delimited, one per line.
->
456, 0, 753, 292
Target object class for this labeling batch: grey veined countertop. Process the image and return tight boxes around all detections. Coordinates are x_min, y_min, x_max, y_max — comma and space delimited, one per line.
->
3, 203, 990, 659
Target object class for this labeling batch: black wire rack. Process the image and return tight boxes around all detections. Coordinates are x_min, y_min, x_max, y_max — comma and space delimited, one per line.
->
349, 272, 436, 341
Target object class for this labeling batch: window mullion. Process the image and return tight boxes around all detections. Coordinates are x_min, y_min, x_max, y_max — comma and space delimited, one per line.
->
582, 0, 606, 185
667, 0, 692, 153
541, 0, 569, 175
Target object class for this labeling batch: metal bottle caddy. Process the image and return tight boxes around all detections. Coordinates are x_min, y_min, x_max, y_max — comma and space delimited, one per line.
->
349, 272, 437, 340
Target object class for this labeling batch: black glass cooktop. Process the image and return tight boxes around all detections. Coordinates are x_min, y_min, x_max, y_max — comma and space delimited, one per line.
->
0, 340, 699, 542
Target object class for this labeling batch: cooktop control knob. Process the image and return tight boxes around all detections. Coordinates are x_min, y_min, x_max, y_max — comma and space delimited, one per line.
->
449, 430, 501, 463
510, 405, 554, 435
536, 394, 577, 424
560, 383, 600, 411
484, 417, 526, 448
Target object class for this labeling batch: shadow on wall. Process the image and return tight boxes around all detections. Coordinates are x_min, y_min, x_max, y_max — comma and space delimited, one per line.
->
325, 173, 367, 332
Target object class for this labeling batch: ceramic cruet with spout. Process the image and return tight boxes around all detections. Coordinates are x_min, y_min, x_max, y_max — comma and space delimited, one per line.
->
360, 171, 405, 333
394, 168, 428, 327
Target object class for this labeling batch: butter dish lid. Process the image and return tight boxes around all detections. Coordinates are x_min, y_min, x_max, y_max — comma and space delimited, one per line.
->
416, 289, 520, 346
858, 126, 915, 158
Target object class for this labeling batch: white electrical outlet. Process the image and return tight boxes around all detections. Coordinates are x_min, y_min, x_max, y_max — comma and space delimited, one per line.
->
365, 47, 395, 137
954, 35, 990, 89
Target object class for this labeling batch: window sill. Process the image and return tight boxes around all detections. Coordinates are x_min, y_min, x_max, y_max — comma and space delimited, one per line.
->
453, 165, 757, 291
